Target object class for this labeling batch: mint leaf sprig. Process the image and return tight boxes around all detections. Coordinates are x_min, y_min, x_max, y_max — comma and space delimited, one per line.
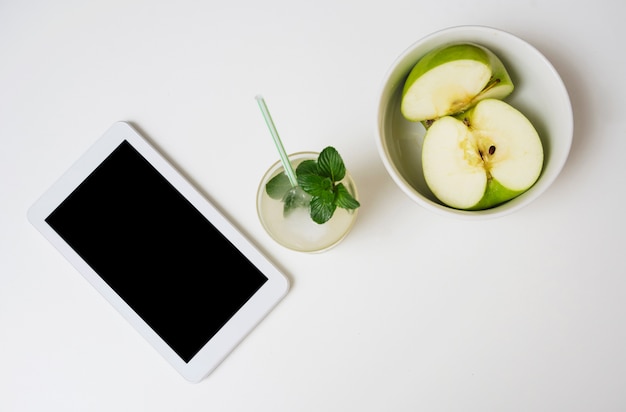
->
265, 146, 360, 224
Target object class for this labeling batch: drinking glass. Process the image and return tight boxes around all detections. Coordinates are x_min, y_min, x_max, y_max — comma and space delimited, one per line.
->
256, 152, 359, 253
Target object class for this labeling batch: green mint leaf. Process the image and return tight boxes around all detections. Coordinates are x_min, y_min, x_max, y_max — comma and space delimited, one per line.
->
297, 173, 333, 197
265, 172, 292, 200
309, 196, 336, 224
335, 183, 360, 210
295, 159, 319, 177
266, 147, 360, 225
317, 146, 346, 182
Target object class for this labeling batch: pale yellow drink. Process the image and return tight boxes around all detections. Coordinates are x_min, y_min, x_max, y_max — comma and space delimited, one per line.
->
256, 152, 358, 253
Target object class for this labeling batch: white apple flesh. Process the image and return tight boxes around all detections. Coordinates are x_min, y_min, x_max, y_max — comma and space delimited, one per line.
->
401, 43, 514, 122
422, 99, 543, 210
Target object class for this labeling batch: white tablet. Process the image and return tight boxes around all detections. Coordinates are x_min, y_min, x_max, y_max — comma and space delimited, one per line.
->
28, 121, 290, 382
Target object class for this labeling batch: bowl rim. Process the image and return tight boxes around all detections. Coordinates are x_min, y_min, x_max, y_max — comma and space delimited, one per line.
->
375, 24, 573, 220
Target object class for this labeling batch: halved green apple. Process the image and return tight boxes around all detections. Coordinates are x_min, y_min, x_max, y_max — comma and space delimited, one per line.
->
422, 99, 543, 210
401, 43, 514, 123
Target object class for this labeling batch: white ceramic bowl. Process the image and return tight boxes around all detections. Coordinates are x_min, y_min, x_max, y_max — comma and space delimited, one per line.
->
375, 25, 573, 219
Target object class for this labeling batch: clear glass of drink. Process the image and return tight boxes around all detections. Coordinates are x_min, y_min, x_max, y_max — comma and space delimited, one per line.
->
256, 152, 359, 252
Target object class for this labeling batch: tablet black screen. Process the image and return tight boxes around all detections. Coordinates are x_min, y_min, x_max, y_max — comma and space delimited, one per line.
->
45, 140, 268, 363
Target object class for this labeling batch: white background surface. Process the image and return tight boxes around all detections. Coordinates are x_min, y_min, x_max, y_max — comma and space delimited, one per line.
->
2, 0, 625, 411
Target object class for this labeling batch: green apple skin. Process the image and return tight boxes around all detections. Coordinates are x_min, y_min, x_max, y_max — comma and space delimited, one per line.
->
465, 177, 525, 211
421, 99, 543, 210
401, 43, 514, 123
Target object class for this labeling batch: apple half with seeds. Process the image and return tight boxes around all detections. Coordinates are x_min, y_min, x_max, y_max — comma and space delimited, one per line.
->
401, 43, 514, 123
422, 99, 543, 210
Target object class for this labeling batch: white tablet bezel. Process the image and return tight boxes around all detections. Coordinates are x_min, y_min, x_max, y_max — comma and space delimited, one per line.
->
27, 121, 290, 382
